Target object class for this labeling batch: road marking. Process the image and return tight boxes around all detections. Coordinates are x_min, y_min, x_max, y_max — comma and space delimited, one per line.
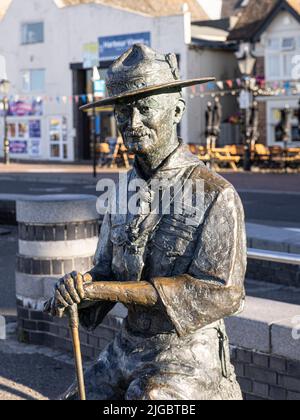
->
238, 189, 300, 196
284, 228, 300, 233
29, 187, 66, 193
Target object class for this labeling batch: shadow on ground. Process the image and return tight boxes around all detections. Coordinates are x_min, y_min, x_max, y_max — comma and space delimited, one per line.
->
0, 347, 75, 400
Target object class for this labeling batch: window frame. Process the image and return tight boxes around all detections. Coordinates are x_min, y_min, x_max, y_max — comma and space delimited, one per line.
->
21, 22, 44, 45
265, 35, 300, 81
21, 69, 46, 93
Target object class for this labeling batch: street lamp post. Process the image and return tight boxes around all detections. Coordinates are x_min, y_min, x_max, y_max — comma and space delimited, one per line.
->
282, 105, 292, 174
91, 66, 100, 178
235, 45, 257, 171
0, 79, 10, 165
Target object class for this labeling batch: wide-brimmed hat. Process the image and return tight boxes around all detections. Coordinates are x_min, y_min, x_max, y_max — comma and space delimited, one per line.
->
80, 44, 215, 111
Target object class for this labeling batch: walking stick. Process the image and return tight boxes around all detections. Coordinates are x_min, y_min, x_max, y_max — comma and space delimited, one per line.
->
68, 304, 86, 401
44, 300, 86, 401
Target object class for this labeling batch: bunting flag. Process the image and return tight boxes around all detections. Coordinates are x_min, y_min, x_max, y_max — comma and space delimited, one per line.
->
1, 77, 299, 107
226, 80, 233, 89
216, 81, 224, 90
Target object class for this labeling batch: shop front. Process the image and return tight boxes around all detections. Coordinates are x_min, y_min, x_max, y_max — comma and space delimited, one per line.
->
5, 98, 43, 160
72, 32, 151, 162
267, 97, 300, 146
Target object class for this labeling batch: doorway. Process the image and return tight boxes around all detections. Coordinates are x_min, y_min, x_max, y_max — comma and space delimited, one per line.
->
71, 62, 116, 161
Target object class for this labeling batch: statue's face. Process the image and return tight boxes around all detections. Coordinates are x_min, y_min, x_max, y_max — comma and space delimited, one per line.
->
114, 93, 184, 156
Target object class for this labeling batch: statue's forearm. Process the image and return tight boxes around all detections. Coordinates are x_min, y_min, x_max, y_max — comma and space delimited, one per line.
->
84, 281, 158, 306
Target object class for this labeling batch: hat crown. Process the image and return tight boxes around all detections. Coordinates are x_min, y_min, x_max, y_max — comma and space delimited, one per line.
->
106, 44, 180, 97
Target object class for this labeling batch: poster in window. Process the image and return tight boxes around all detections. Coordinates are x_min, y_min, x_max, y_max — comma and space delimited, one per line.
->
9, 140, 28, 154
29, 120, 41, 138
8, 99, 43, 117
50, 118, 61, 142
62, 117, 68, 142
30, 139, 41, 156
18, 122, 29, 139
8, 123, 17, 138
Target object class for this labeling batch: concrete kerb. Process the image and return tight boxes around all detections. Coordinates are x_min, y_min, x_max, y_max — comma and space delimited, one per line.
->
246, 223, 300, 255
226, 297, 300, 361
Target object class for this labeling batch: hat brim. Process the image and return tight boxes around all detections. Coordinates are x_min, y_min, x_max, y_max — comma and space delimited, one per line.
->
80, 77, 216, 111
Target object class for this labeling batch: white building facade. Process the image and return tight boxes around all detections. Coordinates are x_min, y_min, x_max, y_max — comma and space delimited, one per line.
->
258, 11, 300, 147
230, 1, 300, 147
0, 0, 193, 162
0, 0, 190, 162
0, 0, 237, 162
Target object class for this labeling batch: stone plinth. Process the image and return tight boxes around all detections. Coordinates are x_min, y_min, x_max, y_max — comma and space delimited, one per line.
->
16, 194, 99, 319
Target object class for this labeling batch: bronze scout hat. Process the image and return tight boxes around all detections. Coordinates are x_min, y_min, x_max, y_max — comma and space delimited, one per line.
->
80, 44, 215, 110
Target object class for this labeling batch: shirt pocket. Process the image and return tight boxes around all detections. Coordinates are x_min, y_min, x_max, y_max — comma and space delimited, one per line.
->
157, 213, 200, 252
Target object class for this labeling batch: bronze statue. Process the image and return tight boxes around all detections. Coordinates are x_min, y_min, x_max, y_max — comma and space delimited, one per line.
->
47, 44, 247, 400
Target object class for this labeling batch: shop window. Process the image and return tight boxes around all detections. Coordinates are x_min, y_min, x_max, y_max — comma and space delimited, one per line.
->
21, 22, 44, 45
272, 108, 300, 143
21, 69, 45, 93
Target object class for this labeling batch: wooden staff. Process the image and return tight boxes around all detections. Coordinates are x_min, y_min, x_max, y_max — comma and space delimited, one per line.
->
68, 304, 86, 401
44, 280, 157, 400
43, 300, 86, 401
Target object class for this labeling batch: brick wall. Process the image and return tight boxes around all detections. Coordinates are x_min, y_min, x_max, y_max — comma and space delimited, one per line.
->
247, 259, 300, 287
17, 299, 116, 360
17, 299, 300, 400
231, 347, 300, 400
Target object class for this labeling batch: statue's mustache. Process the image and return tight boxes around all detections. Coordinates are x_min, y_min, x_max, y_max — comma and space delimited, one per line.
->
125, 129, 151, 138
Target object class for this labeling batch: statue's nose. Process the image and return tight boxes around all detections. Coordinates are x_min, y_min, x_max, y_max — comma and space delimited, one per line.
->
130, 107, 143, 129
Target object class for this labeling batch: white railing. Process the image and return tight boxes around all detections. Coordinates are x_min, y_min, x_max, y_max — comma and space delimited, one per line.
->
248, 248, 300, 266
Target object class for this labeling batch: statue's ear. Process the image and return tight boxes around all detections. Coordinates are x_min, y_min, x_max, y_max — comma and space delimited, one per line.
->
174, 98, 186, 124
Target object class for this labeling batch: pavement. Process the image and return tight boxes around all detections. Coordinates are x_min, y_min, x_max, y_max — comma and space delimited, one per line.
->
0, 323, 79, 400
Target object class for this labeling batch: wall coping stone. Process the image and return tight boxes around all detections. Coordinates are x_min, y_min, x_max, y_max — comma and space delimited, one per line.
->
16, 195, 99, 224
226, 297, 300, 361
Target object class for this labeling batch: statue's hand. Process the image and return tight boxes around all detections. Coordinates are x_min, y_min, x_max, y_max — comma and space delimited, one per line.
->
46, 271, 92, 318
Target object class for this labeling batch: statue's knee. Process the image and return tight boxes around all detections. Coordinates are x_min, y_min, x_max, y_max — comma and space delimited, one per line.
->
126, 378, 175, 401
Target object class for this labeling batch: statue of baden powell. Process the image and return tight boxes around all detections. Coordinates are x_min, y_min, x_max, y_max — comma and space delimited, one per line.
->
49, 44, 247, 400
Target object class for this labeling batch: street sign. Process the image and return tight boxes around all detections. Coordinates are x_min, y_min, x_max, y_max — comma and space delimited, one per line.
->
83, 43, 99, 69
99, 32, 151, 61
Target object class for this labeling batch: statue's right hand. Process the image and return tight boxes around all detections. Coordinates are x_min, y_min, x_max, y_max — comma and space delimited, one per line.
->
45, 271, 92, 318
